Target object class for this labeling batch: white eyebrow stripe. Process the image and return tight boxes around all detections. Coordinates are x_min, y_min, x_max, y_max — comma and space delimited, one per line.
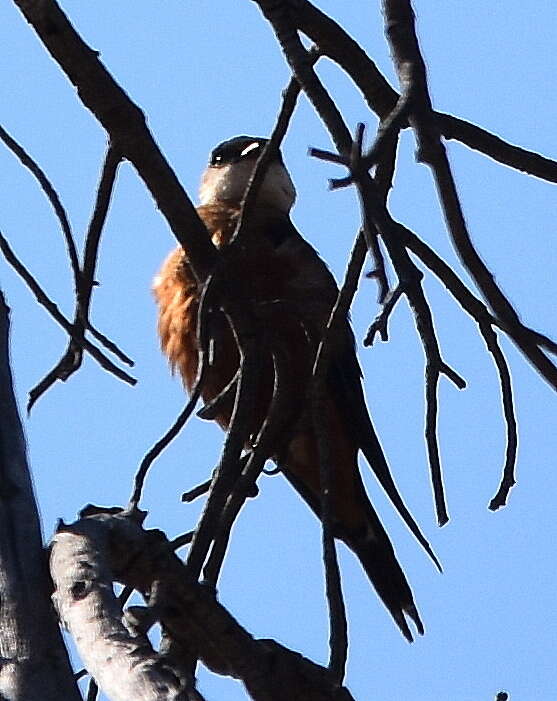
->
240, 142, 261, 157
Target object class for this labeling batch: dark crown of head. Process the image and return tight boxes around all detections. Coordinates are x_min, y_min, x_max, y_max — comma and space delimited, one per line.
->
209, 136, 284, 167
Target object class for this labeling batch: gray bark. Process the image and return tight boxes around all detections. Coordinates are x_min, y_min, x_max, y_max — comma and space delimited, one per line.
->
50, 518, 202, 701
50, 510, 355, 701
0, 291, 81, 700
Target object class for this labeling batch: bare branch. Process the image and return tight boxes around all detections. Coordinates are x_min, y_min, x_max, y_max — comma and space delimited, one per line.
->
0, 123, 81, 293
482, 324, 518, 511
0, 125, 131, 367
437, 113, 557, 184
85, 320, 134, 366
50, 518, 205, 700
185, 311, 260, 582
312, 231, 367, 682
364, 285, 403, 345
0, 230, 136, 404
353, 144, 465, 526
181, 480, 212, 504
401, 228, 519, 509
168, 532, 195, 550
78, 145, 125, 346
130, 364, 206, 509
309, 115, 405, 303
27, 145, 128, 410
381, 0, 557, 394
55, 512, 355, 701
289, 0, 557, 183
254, 0, 352, 154
12, 0, 217, 282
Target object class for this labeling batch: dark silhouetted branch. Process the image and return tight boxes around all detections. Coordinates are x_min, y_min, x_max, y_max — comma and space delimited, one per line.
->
232, 49, 318, 247
27, 145, 128, 411
181, 480, 212, 504
364, 285, 403, 345
203, 345, 294, 585
130, 365, 205, 509
312, 231, 367, 683
185, 311, 260, 581
0, 126, 132, 377
310, 118, 464, 525
0, 123, 80, 293
402, 228, 519, 508
0, 230, 136, 403
289, 0, 557, 183
382, 0, 557, 395
13, 0, 217, 282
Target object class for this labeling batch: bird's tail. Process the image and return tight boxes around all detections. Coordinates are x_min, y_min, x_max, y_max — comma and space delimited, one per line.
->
345, 525, 424, 642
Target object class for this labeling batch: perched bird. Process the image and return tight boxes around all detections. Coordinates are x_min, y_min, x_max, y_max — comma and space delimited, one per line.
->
154, 136, 437, 642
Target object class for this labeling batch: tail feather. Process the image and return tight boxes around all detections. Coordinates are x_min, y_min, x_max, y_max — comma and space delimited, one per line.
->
348, 530, 424, 643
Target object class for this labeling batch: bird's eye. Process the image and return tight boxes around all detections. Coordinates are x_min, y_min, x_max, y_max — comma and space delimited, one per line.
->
210, 152, 223, 166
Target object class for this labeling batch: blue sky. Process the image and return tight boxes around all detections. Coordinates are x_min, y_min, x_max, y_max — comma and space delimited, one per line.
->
1, 2, 556, 699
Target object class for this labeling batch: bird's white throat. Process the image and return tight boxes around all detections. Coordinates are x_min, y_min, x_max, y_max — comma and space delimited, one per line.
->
199, 160, 296, 213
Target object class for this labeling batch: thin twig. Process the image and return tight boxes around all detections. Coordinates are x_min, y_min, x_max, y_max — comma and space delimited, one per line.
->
312, 230, 367, 683
309, 116, 404, 304
202, 345, 294, 585
129, 373, 204, 509
27, 145, 126, 410
12, 0, 217, 282
364, 285, 403, 345
186, 313, 259, 581
309, 120, 464, 525
196, 370, 238, 420
402, 227, 519, 509
181, 480, 212, 503
168, 531, 195, 550
289, 0, 557, 183
382, 0, 557, 395
254, 0, 352, 154
0, 229, 136, 403
0, 124, 130, 371
76, 145, 124, 350
0, 123, 80, 292
85, 321, 133, 366
481, 324, 518, 510
358, 176, 465, 526
231, 50, 318, 247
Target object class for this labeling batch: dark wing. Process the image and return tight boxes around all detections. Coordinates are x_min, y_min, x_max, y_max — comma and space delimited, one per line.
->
328, 325, 441, 571
276, 219, 440, 570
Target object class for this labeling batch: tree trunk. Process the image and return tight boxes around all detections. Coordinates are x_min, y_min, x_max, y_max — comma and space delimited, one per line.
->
0, 291, 80, 700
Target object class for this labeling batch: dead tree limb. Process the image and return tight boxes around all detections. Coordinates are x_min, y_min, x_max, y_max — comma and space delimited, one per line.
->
50, 516, 204, 701
0, 291, 81, 700
50, 510, 356, 701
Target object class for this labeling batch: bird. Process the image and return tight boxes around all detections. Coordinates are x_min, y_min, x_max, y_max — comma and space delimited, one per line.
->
153, 135, 438, 642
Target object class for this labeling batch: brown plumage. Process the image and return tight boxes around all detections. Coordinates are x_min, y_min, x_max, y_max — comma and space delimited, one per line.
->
154, 138, 436, 641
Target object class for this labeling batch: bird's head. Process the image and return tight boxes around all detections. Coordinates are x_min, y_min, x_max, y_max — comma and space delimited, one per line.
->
199, 135, 296, 213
